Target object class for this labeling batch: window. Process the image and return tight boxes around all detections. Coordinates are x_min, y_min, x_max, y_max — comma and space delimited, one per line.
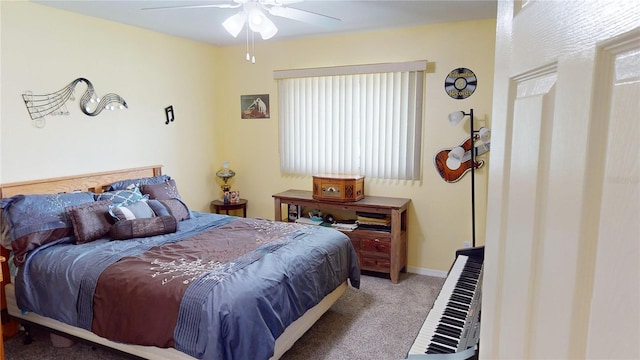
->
274, 61, 426, 180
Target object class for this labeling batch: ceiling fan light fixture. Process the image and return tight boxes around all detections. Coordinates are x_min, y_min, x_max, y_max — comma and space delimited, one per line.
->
222, 11, 247, 38
245, 6, 278, 40
249, 9, 264, 26
259, 17, 278, 39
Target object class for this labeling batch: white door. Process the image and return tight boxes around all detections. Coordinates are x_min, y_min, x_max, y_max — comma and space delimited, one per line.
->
482, 1, 639, 359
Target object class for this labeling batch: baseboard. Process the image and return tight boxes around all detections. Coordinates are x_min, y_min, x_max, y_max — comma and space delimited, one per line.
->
406, 266, 447, 278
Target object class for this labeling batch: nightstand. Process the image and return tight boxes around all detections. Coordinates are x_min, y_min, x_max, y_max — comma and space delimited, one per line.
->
211, 199, 248, 217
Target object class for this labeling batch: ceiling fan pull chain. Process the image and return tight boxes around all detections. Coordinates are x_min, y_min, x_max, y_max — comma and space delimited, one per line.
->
252, 31, 256, 64
245, 25, 251, 62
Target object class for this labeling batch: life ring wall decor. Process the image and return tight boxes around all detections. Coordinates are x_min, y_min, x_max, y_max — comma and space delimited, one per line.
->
22, 78, 127, 128
444, 68, 477, 99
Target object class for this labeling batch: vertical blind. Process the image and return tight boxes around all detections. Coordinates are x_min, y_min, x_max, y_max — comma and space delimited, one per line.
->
275, 61, 426, 180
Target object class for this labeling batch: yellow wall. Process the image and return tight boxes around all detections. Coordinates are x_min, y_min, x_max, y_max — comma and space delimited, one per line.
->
1, 1, 496, 273
0, 1, 223, 212
218, 21, 496, 273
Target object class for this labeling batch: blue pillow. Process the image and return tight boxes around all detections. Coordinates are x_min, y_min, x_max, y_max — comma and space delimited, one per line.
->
109, 200, 156, 221
94, 188, 148, 207
105, 175, 172, 192
0, 192, 95, 265
147, 200, 171, 217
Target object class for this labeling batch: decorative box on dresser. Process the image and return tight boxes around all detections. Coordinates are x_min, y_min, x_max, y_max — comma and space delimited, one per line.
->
272, 189, 410, 283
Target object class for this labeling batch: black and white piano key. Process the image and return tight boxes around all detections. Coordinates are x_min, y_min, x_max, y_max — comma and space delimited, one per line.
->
408, 256, 469, 355
407, 253, 484, 359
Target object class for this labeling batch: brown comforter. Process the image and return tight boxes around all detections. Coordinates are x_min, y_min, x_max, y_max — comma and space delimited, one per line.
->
92, 218, 302, 347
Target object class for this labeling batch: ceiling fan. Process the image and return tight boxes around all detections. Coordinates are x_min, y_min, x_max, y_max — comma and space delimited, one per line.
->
142, 0, 341, 40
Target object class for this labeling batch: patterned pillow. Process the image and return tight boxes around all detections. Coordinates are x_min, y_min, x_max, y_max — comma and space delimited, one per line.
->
109, 200, 156, 221
94, 187, 148, 207
140, 179, 181, 200
106, 175, 172, 192
0, 192, 95, 265
110, 216, 177, 240
67, 200, 113, 244
148, 199, 191, 221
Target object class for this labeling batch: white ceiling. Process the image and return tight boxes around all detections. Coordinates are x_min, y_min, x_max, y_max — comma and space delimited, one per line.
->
32, 0, 497, 47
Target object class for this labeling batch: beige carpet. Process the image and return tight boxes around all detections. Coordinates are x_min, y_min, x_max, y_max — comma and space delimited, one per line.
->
4, 272, 444, 360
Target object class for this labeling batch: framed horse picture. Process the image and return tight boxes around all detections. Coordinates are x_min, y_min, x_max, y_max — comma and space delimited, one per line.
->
241, 94, 270, 119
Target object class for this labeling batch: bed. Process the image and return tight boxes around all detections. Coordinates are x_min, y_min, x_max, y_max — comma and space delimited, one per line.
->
0, 165, 360, 359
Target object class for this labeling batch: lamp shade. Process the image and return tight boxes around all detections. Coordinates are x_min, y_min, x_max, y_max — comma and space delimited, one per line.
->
247, 7, 264, 29
448, 111, 465, 126
478, 127, 491, 143
248, 7, 278, 40
258, 16, 278, 40
446, 146, 464, 170
216, 161, 236, 192
222, 11, 247, 38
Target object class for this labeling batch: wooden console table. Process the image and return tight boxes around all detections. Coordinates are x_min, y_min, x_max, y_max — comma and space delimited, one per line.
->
273, 189, 410, 283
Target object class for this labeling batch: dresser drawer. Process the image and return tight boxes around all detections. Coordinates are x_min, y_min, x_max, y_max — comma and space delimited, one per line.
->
361, 256, 391, 270
359, 236, 391, 256
346, 232, 392, 272
360, 237, 391, 274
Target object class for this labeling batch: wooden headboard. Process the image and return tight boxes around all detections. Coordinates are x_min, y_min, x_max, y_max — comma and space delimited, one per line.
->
0, 165, 162, 198
0, 165, 162, 334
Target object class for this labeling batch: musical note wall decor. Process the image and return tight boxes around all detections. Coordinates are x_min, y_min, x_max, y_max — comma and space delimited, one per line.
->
165, 105, 175, 124
22, 78, 128, 128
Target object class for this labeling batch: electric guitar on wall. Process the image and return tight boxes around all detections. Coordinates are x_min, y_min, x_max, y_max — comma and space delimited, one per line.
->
434, 135, 491, 183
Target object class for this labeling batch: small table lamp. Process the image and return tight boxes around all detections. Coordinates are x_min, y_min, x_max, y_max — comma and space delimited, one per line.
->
216, 161, 236, 192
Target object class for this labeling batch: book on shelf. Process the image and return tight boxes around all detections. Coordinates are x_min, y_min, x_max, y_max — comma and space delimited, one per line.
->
295, 217, 322, 225
295, 218, 359, 231
332, 223, 358, 231
355, 212, 388, 219
356, 223, 391, 232
356, 212, 391, 227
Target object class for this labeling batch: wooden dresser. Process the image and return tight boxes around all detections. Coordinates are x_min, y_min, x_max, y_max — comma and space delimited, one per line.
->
273, 190, 410, 283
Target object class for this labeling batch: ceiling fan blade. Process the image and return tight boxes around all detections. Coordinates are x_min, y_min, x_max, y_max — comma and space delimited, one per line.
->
262, 0, 303, 5
142, 3, 242, 11
268, 6, 340, 27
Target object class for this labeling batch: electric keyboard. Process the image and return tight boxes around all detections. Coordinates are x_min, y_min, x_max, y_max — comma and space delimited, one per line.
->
406, 246, 484, 360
